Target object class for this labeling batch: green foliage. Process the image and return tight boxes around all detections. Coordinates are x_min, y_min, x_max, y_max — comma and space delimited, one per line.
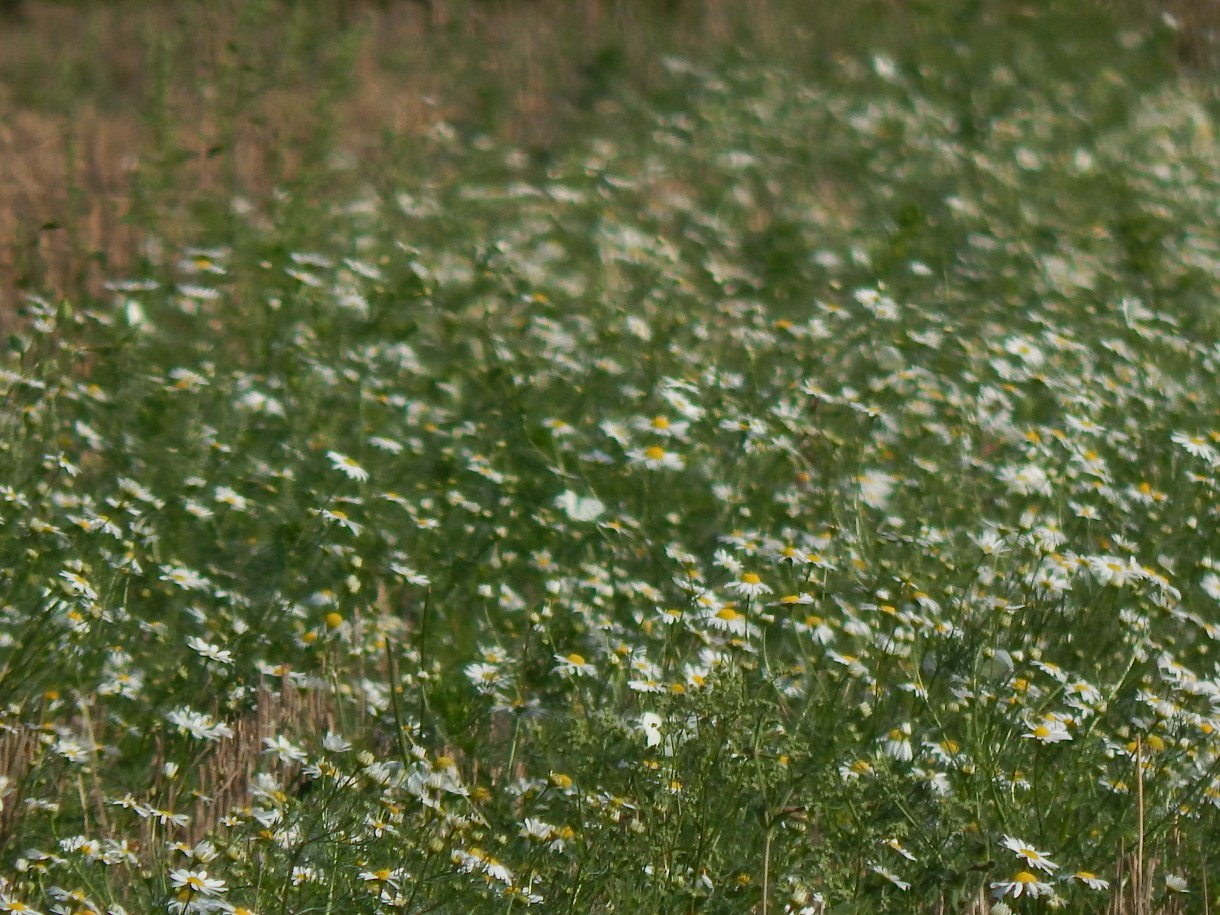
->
1, 2, 1220, 914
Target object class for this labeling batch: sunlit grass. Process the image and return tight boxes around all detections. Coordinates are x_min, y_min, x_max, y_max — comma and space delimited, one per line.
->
1, 2, 1220, 913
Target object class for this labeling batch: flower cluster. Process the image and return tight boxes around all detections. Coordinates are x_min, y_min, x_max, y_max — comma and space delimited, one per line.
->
1, 8, 1219, 913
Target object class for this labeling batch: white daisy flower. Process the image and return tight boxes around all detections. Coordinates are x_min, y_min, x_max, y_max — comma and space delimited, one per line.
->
1001, 836, 1059, 873
169, 869, 227, 896
990, 871, 1054, 899
728, 572, 772, 599
327, 450, 369, 482
629, 444, 684, 470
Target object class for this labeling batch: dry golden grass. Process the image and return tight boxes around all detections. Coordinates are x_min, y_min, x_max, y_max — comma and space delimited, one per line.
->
2, 0, 1214, 317
181, 677, 336, 847
0, 712, 41, 846
0, 0, 803, 313
3, 0, 1218, 319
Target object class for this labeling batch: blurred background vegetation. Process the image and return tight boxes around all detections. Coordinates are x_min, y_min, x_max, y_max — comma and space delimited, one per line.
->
0, 0, 1216, 312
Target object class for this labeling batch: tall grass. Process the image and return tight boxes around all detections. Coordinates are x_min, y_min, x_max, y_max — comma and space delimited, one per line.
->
1, 1, 1220, 912
6, 0, 1213, 311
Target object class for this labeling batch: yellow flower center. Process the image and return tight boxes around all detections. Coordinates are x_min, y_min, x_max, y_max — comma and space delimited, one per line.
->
645, 445, 667, 461
741, 573, 761, 585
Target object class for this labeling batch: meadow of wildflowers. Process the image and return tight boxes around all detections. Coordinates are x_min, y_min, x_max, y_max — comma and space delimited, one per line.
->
2, 5, 1220, 914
